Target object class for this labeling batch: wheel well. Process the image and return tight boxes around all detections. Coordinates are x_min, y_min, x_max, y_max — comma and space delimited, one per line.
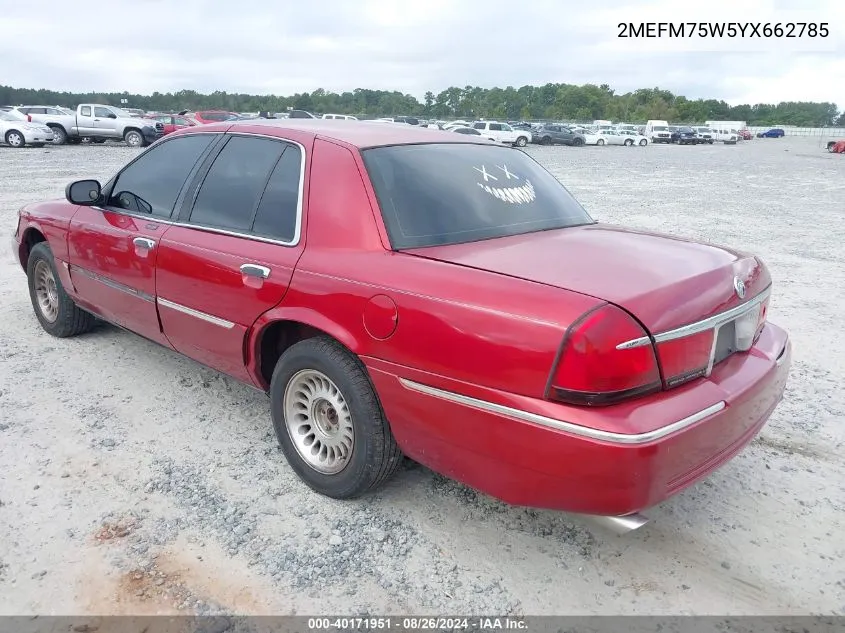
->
20, 228, 46, 269
256, 320, 329, 389
124, 127, 142, 136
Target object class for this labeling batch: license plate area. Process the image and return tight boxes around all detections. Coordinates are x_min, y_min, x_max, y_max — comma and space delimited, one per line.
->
712, 320, 737, 366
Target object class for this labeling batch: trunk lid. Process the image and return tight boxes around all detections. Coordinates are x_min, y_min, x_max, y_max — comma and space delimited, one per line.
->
403, 224, 770, 334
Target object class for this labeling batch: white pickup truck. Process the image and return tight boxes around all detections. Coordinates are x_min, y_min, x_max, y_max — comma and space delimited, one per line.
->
9, 104, 163, 146
471, 121, 531, 147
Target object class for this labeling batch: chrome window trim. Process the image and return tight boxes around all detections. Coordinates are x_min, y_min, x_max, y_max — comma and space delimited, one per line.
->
92, 133, 307, 248
157, 297, 235, 329
616, 285, 772, 350
399, 378, 726, 445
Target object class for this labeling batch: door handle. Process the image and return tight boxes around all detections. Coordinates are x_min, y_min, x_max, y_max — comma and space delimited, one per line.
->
133, 237, 156, 249
240, 264, 270, 279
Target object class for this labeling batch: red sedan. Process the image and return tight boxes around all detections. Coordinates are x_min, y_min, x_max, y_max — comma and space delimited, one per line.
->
10, 120, 791, 532
145, 113, 198, 135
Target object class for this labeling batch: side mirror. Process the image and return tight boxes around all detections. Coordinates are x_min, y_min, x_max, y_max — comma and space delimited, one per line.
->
66, 179, 102, 206
108, 113, 117, 119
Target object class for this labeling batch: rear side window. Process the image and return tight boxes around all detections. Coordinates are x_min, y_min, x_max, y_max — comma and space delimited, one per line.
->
251, 145, 302, 242
188, 136, 286, 232
80, 106, 91, 116
362, 143, 594, 249
108, 134, 217, 218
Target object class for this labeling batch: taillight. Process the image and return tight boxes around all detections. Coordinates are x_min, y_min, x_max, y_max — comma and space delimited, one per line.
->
547, 304, 662, 407
26, 114, 32, 122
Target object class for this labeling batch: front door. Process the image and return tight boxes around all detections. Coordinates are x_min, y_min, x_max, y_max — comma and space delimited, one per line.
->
155, 134, 307, 382
66, 132, 222, 345
93, 106, 119, 136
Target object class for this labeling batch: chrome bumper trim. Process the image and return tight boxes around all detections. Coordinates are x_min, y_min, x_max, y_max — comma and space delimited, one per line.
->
399, 378, 725, 445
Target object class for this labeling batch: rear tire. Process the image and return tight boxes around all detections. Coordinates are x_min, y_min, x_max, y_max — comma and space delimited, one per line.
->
624, 139, 633, 146
269, 336, 403, 499
639, 139, 648, 146
572, 137, 584, 147
26, 242, 95, 338
540, 136, 552, 146
597, 139, 605, 146
515, 136, 528, 147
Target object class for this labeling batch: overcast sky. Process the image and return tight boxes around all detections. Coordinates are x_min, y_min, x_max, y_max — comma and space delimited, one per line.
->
2, 0, 843, 109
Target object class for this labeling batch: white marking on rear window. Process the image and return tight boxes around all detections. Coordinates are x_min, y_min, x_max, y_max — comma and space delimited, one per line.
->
477, 180, 536, 204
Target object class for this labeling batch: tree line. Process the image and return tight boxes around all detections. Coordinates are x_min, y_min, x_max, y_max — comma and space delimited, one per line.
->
2, 83, 842, 127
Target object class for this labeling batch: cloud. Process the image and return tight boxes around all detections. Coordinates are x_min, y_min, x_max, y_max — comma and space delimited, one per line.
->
1, 0, 842, 108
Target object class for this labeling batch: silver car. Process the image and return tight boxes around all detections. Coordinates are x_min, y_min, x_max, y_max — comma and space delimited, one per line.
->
0, 111, 53, 148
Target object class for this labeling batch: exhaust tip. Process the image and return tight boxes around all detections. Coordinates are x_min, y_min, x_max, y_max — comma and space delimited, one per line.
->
586, 513, 649, 535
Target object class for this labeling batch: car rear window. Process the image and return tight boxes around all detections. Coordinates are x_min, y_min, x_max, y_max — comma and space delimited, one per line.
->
361, 143, 594, 249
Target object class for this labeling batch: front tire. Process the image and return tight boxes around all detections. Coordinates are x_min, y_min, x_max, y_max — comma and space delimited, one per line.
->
5, 130, 25, 148
639, 139, 648, 146
50, 126, 68, 145
124, 130, 143, 147
624, 139, 633, 146
270, 336, 403, 499
597, 139, 605, 146
572, 137, 584, 147
26, 242, 95, 338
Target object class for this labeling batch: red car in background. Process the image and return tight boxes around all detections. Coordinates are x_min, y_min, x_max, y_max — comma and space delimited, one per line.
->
827, 140, 845, 153
179, 110, 242, 125
738, 129, 753, 140
10, 121, 791, 533
145, 113, 198, 135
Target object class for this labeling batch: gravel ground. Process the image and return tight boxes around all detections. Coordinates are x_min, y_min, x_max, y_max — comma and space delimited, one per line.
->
0, 136, 843, 616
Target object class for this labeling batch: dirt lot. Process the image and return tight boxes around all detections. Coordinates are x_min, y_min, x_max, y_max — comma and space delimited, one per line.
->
0, 136, 843, 616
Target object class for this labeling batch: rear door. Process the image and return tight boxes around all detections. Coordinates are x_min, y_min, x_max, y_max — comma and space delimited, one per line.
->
76, 105, 97, 135
67, 132, 222, 345
155, 133, 307, 381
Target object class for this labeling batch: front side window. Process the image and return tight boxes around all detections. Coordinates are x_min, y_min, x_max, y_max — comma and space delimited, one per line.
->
188, 136, 286, 232
107, 134, 217, 218
362, 143, 594, 249
94, 107, 112, 118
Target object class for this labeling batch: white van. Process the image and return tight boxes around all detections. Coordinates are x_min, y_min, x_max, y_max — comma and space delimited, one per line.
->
644, 120, 672, 143
322, 113, 358, 120
711, 127, 739, 144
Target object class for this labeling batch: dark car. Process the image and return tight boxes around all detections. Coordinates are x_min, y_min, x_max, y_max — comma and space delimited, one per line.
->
532, 125, 585, 146
757, 128, 785, 138
288, 110, 317, 119
671, 126, 699, 145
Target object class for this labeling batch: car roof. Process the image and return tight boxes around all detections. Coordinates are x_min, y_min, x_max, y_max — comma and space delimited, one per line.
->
218, 119, 494, 149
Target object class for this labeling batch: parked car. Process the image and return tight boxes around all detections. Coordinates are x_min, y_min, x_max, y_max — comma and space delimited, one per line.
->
471, 121, 531, 147
10, 120, 791, 531
145, 114, 198, 135
583, 129, 634, 146
711, 128, 740, 144
531, 125, 585, 146
0, 111, 53, 147
692, 127, 715, 144
288, 110, 317, 119
671, 127, 699, 145
617, 130, 649, 146
738, 129, 753, 140
449, 126, 484, 136
757, 128, 785, 138
180, 110, 242, 125
6, 104, 158, 147
827, 140, 845, 153
322, 114, 358, 120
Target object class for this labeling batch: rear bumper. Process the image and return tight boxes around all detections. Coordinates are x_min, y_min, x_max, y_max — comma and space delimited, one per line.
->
367, 322, 791, 516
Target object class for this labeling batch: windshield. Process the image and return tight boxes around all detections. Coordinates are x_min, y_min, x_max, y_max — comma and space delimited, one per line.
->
653, 126, 667, 131
362, 143, 594, 249
107, 107, 133, 118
